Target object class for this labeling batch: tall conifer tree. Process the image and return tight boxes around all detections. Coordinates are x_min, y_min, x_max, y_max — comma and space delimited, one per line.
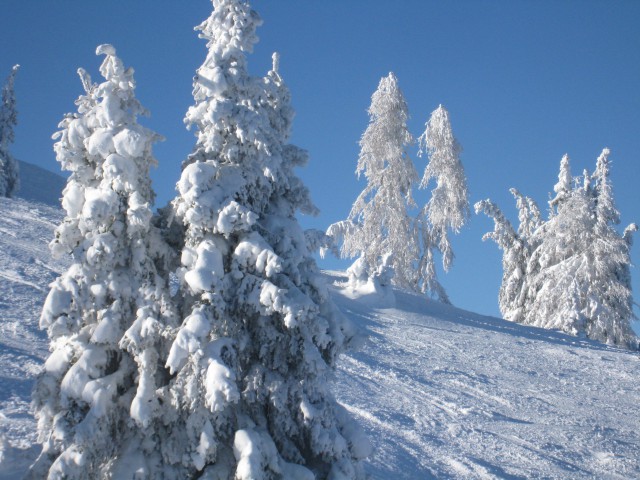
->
167, 1, 367, 478
328, 73, 419, 291
29, 46, 177, 478
416, 105, 469, 301
477, 150, 638, 349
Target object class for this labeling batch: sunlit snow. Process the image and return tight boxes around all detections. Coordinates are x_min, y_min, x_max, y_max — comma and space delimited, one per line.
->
1, 196, 639, 479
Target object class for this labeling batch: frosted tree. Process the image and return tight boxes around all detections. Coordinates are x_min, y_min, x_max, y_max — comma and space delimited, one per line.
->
622, 222, 639, 296
474, 189, 540, 323
549, 153, 572, 210
526, 150, 638, 348
416, 105, 469, 301
0, 64, 20, 197
478, 150, 638, 349
581, 149, 637, 346
166, 1, 367, 478
512, 188, 542, 241
328, 72, 419, 290
592, 148, 619, 227
29, 45, 177, 478
525, 187, 595, 333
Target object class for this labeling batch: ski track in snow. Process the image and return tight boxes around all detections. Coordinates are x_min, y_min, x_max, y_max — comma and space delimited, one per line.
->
328, 272, 640, 479
1, 200, 639, 479
0, 198, 66, 477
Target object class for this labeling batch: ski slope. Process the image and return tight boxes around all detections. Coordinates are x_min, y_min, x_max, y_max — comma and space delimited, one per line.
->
15, 160, 66, 207
330, 274, 640, 479
0, 197, 66, 477
0, 197, 639, 479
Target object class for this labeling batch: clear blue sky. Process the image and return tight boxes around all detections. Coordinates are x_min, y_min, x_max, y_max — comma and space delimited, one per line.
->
1, 1, 639, 321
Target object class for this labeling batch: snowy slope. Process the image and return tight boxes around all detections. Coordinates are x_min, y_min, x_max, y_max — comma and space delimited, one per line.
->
15, 160, 65, 207
1, 198, 639, 479
330, 273, 640, 479
0, 197, 66, 477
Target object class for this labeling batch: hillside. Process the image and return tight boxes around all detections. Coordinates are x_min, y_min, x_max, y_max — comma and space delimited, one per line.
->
15, 160, 65, 207
0, 197, 639, 479
330, 276, 640, 479
0, 197, 66, 477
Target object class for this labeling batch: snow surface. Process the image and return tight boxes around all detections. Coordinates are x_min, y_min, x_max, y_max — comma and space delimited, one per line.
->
1, 198, 639, 479
329, 271, 640, 479
15, 160, 65, 207
0, 197, 66, 478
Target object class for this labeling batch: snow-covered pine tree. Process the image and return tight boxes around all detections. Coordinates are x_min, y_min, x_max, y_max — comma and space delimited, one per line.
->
29, 45, 177, 478
166, 1, 367, 478
512, 188, 542, 242
328, 72, 419, 291
524, 150, 639, 347
622, 223, 639, 304
581, 149, 637, 346
549, 153, 572, 210
416, 105, 469, 302
592, 148, 619, 228
474, 190, 538, 323
525, 185, 595, 334
0, 64, 20, 197
478, 150, 638, 349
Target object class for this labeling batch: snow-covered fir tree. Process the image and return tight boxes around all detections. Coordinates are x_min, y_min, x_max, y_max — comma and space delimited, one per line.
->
166, 1, 367, 478
523, 150, 639, 347
416, 105, 469, 302
28, 45, 178, 478
477, 150, 638, 349
0, 64, 20, 197
327, 73, 419, 291
327, 98, 469, 303
501, 156, 572, 323
533, 149, 637, 347
474, 188, 540, 323
549, 153, 571, 209
525, 185, 595, 333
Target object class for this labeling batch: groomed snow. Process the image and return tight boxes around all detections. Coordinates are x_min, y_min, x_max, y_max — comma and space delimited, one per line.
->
1, 199, 639, 479
329, 271, 640, 479
0, 197, 66, 478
